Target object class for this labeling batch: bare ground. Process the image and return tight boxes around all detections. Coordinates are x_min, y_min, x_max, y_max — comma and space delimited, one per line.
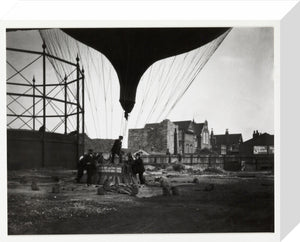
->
7, 168, 274, 234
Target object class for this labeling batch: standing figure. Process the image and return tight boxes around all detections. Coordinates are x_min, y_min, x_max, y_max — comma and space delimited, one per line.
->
241, 160, 246, 171
133, 153, 146, 185
86, 151, 98, 185
123, 152, 135, 184
111, 136, 123, 164
166, 148, 171, 163
76, 149, 94, 184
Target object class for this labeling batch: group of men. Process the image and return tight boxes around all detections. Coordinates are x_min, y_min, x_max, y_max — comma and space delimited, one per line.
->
76, 135, 145, 186
75, 148, 100, 185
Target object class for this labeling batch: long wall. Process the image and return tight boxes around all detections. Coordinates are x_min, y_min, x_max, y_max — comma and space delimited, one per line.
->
141, 154, 274, 171
7, 129, 82, 170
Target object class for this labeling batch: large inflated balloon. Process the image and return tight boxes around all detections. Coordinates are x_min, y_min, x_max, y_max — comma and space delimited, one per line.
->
60, 28, 229, 117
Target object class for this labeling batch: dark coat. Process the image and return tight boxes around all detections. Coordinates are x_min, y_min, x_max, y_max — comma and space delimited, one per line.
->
111, 139, 122, 154
132, 157, 145, 174
79, 153, 94, 168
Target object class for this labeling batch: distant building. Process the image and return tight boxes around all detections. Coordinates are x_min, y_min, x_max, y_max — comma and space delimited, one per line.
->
128, 119, 211, 155
239, 131, 274, 156
82, 134, 115, 153
211, 129, 243, 155
174, 120, 211, 154
128, 119, 178, 154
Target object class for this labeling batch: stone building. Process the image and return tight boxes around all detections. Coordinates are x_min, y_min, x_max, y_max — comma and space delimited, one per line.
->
128, 119, 211, 155
128, 119, 178, 154
211, 129, 243, 155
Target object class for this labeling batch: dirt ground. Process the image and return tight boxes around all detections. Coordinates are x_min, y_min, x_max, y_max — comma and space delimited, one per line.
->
7, 167, 274, 234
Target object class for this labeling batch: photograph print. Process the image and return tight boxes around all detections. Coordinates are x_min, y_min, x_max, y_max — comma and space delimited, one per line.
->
6, 27, 274, 234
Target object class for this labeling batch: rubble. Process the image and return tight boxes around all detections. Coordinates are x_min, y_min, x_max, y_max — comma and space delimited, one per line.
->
204, 184, 215, 191
162, 186, 172, 196
97, 187, 105, 195
171, 186, 179, 196
7, 168, 274, 234
31, 181, 39, 191
52, 184, 60, 193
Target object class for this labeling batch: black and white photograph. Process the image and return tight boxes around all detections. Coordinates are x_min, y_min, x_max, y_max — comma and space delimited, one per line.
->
6, 27, 274, 235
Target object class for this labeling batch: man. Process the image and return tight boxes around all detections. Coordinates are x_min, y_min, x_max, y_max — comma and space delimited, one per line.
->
123, 152, 135, 184
111, 136, 123, 164
76, 149, 94, 184
133, 153, 146, 185
86, 151, 98, 185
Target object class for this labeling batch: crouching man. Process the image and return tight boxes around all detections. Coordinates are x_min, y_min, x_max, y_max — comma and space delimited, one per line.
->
76, 149, 95, 184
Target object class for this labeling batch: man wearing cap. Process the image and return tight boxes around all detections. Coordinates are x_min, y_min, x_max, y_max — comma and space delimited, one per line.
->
133, 153, 146, 185
111, 136, 123, 164
76, 148, 94, 184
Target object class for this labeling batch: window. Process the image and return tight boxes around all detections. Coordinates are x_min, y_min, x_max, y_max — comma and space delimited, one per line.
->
190, 144, 193, 153
203, 132, 209, 145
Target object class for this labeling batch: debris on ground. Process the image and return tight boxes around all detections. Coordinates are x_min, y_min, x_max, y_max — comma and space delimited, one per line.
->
19, 176, 28, 184
202, 167, 226, 175
97, 187, 105, 195
171, 186, 179, 196
52, 184, 60, 193
160, 177, 171, 188
204, 184, 215, 192
7, 168, 274, 234
51, 176, 60, 182
145, 165, 156, 171
162, 186, 172, 196
103, 182, 139, 196
172, 163, 185, 172
31, 181, 39, 191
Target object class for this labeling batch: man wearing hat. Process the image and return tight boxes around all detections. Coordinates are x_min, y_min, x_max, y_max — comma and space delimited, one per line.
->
76, 148, 94, 184
133, 153, 146, 185
111, 136, 123, 164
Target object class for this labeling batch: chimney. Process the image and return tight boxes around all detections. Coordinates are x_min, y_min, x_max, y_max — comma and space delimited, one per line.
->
253, 130, 256, 138
225, 129, 229, 135
211, 128, 214, 137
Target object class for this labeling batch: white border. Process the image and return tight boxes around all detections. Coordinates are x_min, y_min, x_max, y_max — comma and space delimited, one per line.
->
0, 1, 287, 242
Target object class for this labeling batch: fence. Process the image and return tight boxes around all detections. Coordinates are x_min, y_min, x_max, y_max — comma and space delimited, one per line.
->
7, 129, 83, 170
141, 154, 274, 171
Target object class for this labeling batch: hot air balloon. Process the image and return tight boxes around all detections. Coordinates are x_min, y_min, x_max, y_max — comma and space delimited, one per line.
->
62, 28, 230, 119
7, 28, 231, 139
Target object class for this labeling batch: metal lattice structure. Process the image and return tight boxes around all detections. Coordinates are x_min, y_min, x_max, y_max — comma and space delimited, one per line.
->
6, 42, 85, 164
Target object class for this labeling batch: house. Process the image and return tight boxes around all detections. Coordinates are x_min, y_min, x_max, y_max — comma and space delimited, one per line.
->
173, 120, 211, 154
239, 131, 274, 156
211, 129, 243, 155
238, 131, 274, 171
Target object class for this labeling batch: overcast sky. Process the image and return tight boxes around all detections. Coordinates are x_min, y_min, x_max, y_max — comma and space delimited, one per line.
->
6, 27, 274, 143
168, 27, 274, 140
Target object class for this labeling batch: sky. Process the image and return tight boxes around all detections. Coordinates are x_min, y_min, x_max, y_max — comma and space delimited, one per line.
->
6, 27, 274, 144
168, 28, 274, 140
